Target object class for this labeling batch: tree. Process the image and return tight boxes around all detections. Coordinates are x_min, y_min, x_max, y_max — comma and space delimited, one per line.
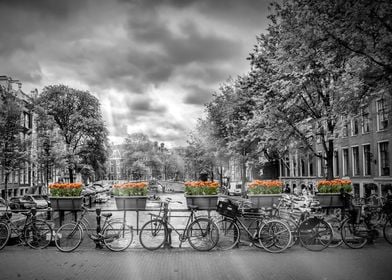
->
247, 0, 371, 180
0, 86, 30, 201
296, 0, 392, 98
205, 76, 260, 193
37, 85, 108, 183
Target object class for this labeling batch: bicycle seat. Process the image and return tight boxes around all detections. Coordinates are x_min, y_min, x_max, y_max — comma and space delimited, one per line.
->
21, 212, 30, 217
188, 205, 199, 210
102, 213, 112, 218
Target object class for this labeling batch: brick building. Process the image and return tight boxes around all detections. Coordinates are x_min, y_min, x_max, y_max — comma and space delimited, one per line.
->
0, 75, 36, 198
280, 94, 392, 198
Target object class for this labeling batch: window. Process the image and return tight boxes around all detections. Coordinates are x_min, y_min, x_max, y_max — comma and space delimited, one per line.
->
342, 120, 349, 137
300, 159, 306, 176
342, 148, 349, 176
353, 183, 360, 197
379, 142, 390, 176
352, 146, 360, 176
377, 99, 389, 130
317, 152, 325, 177
363, 144, 371, 176
333, 150, 339, 177
352, 118, 359, 136
361, 107, 370, 133
309, 156, 314, 176
284, 157, 290, 177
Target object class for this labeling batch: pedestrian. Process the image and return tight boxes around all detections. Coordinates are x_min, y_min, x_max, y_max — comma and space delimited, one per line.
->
283, 184, 291, 194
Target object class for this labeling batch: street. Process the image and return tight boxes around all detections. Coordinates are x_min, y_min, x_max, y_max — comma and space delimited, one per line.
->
1, 240, 392, 280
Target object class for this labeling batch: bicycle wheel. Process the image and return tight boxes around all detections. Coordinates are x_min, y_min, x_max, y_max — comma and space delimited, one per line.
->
215, 217, 240, 250
325, 216, 343, 248
187, 217, 219, 251
258, 220, 292, 253
24, 220, 53, 249
341, 219, 367, 249
298, 218, 332, 251
277, 217, 298, 248
0, 222, 10, 250
103, 221, 133, 252
55, 222, 83, 252
139, 219, 166, 250
383, 217, 392, 245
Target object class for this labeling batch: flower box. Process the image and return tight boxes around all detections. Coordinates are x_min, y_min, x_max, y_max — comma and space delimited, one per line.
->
184, 181, 219, 210
50, 196, 83, 211
315, 193, 344, 208
316, 179, 352, 208
185, 195, 219, 210
49, 182, 84, 211
248, 194, 282, 208
114, 196, 148, 210
113, 182, 148, 210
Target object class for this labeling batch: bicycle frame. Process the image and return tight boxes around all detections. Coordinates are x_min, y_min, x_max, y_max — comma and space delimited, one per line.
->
2, 213, 33, 241
72, 209, 111, 241
161, 209, 198, 243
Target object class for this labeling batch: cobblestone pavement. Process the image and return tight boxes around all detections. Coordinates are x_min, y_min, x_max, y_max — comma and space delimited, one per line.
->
2, 193, 392, 280
1, 239, 392, 280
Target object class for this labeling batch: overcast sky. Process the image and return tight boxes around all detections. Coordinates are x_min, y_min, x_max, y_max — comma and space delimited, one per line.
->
0, 0, 271, 147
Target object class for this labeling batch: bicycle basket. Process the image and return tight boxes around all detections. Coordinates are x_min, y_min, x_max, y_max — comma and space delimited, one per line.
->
217, 200, 239, 218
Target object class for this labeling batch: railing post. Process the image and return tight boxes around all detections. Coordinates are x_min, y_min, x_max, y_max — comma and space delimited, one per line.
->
46, 207, 52, 220
95, 208, 103, 249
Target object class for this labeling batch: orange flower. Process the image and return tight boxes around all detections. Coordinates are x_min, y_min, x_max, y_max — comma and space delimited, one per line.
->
248, 180, 283, 189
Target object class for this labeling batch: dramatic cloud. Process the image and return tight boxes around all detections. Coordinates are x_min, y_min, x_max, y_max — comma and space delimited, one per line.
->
0, 0, 271, 147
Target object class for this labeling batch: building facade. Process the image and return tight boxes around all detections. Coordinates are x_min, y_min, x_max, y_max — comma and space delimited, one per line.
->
0, 75, 36, 198
279, 95, 392, 198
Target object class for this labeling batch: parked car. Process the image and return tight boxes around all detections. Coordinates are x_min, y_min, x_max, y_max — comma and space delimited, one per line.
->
22, 194, 51, 209
8, 197, 37, 210
95, 192, 109, 203
81, 185, 97, 196
228, 182, 242, 196
90, 184, 106, 194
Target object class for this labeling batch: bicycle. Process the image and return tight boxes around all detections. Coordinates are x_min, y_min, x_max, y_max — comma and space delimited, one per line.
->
139, 198, 219, 251
215, 198, 292, 253
341, 195, 392, 249
54, 206, 133, 252
0, 208, 53, 250
271, 195, 333, 251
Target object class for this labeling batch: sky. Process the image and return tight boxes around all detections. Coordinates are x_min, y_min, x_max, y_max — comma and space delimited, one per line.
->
0, 0, 271, 148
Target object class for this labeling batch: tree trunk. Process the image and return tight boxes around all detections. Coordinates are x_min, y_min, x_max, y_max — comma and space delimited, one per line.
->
4, 174, 9, 202
241, 154, 247, 196
4, 174, 10, 210
326, 139, 334, 180
219, 166, 223, 191
69, 167, 74, 183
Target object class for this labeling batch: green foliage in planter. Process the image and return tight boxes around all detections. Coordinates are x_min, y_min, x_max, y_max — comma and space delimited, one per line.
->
184, 181, 219, 195
317, 179, 352, 193
113, 182, 148, 196
247, 186, 282, 195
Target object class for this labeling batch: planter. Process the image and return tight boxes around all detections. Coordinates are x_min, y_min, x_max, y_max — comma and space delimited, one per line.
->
316, 193, 344, 208
248, 194, 282, 208
185, 195, 219, 210
50, 196, 83, 211
114, 196, 148, 210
